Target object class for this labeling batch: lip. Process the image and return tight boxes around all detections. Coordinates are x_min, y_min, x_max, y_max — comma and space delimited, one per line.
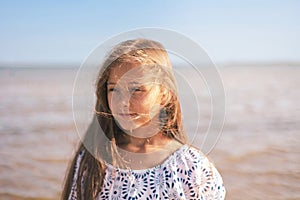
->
118, 113, 137, 117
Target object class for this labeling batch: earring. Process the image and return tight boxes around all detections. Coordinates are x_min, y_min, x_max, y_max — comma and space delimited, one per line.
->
159, 108, 167, 122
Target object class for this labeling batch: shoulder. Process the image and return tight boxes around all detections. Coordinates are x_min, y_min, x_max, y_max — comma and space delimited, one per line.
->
174, 145, 226, 199
72, 149, 85, 177
179, 145, 224, 180
174, 145, 209, 168
68, 149, 86, 200
75, 149, 85, 165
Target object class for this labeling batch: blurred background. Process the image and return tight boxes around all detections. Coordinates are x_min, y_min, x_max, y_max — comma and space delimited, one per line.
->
0, 1, 299, 199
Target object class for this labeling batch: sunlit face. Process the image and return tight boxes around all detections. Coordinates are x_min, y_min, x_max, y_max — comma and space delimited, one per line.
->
107, 63, 163, 133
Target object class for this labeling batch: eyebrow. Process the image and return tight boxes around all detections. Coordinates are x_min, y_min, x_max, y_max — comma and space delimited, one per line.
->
107, 81, 140, 85
107, 82, 116, 85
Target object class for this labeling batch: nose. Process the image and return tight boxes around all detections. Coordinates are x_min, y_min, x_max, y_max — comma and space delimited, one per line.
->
112, 90, 131, 108
118, 94, 132, 115
120, 97, 129, 107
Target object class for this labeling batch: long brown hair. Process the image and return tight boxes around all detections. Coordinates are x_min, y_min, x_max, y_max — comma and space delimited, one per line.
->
62, 39, 186, 199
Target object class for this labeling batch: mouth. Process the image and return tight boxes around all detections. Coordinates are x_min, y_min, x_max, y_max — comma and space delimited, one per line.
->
118, 113, 139, 118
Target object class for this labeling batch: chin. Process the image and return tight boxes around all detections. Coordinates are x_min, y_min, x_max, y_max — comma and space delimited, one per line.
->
116, 120, 139, 131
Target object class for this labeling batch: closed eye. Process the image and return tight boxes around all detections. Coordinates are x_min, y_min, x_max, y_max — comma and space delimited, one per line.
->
108, 87, 119, 92
130, 87, 145, 93
107, 86, 146, 93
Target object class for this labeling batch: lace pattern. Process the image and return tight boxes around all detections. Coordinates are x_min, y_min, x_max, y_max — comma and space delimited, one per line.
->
68, 145, 226, 200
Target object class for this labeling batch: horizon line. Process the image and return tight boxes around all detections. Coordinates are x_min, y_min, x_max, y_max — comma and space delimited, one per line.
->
1, 60, 300, 69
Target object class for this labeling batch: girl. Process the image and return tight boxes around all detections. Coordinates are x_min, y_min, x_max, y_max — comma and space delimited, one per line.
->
62, 39, 226, 199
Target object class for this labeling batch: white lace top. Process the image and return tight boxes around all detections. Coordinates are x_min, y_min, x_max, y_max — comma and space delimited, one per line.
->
68, 145, 226, 199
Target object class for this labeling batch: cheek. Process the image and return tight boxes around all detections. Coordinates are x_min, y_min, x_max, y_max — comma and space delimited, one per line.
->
132, 94, 160, 113
107, 93, 113, 111
145, 89, 162, 107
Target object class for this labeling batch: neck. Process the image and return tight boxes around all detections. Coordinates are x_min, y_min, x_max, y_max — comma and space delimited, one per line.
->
121, 131, 172, 153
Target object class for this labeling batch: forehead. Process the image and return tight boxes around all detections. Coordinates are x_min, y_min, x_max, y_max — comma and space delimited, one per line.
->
108, 63, 145, 83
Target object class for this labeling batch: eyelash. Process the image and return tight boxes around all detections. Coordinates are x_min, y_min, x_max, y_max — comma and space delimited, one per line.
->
130, 87, 143, 92
108, 87, 144, 93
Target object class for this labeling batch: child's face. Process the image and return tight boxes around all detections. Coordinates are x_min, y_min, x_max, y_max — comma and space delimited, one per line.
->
107, 64, 162, 132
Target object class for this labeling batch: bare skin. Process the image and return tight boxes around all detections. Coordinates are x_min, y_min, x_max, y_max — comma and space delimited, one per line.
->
107, 63, 183, 169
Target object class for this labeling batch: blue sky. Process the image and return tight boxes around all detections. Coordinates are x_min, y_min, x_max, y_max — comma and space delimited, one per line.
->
0, 0, 299, 65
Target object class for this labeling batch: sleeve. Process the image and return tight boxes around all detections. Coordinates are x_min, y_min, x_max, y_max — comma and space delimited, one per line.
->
210, 162, 226, 199
68, 150, 85, 200
199, 157, 226, 200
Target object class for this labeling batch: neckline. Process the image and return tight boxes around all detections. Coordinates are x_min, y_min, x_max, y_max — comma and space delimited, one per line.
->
105, 144, 190, 173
